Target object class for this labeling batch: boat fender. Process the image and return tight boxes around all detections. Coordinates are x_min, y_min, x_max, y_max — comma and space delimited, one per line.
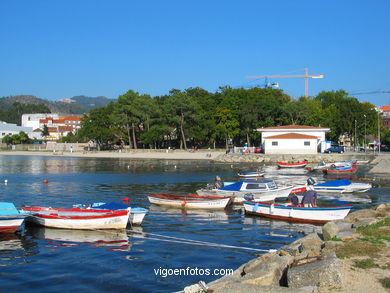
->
270, 204, 275, 215
253, 203, 259, 212
307, 177, 316, 185
181, 200, 186, 207
244, 193, 254, 201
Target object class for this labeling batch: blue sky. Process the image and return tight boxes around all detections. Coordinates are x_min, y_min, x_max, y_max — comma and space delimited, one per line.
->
1, 0, 389, 106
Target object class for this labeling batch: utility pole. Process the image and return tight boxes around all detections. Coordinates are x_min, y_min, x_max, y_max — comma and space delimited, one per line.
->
355, 119, 357, 152
364, 115, 367, 152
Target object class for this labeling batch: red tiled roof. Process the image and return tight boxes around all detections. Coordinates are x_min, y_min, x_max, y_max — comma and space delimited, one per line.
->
258, 125, 327, 130
265, 133, 318, 139
380, 106, 390, 111
48, 127, 58, 132
39, 118, 53, 123
58, 126, 73, 132
33, 128, 42, 132
63, 115, 81, 121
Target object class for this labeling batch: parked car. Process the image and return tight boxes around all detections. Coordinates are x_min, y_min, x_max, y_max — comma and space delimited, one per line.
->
254, 147, 263, 153
380, 145, 390, 152
324, 145, 345, 153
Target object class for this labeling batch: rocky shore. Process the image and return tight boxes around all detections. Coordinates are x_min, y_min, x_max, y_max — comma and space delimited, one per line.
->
183, 203, 390, 293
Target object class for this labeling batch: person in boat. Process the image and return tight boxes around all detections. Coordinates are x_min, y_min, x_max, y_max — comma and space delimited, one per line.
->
257, 167, 262, 176
214, 176, 224, 189
302, 185, 318, 207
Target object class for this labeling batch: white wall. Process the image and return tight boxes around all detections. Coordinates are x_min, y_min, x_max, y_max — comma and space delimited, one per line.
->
22, 113, 59, 130
261, 130, 326, 143
264, 138, 318, 154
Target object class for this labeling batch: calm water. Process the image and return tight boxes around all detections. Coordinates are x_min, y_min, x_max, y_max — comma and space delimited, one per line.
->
0, 156, 388, 293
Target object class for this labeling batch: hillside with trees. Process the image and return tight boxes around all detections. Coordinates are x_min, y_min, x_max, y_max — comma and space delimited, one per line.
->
0, 95, 115, 125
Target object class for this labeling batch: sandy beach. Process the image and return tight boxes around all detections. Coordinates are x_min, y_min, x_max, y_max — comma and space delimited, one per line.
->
0, 150, 225, 160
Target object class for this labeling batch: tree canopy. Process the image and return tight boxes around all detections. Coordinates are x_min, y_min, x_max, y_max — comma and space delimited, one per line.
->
68, 87, 384, 150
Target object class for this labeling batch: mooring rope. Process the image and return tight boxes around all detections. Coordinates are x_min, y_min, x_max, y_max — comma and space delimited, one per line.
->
128, 230, 277, 253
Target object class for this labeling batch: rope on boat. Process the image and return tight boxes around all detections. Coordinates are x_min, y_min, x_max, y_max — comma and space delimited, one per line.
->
128, 230, 277, 253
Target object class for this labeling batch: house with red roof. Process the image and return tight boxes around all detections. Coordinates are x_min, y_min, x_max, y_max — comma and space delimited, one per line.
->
380, 106, 390, 130
256, 125, 330, 154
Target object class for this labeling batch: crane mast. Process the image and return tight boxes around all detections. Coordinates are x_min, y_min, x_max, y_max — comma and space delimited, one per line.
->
247, 68, 324, 97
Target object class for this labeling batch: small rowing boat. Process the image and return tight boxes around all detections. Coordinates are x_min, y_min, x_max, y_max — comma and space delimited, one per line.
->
243, 201, 352, 224
237, 169, 265, 178
323, 164, 358, 175
21, 206, 131, 230
291, 178, 372, 194
0, 202, 25, 233
147, 193, 232, 209
277, 160, 309, 168
73, 202, 148, 225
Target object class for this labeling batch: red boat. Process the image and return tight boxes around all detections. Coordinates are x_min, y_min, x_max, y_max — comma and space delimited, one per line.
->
277, 160, 309, 168
322, 164, 358, 175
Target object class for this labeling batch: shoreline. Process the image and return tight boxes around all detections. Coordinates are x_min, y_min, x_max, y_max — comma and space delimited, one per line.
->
183, 204, 390, 293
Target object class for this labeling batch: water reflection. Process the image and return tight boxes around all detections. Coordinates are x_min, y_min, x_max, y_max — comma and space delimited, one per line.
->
0, 232, 38, 265
25, 226, 131, 251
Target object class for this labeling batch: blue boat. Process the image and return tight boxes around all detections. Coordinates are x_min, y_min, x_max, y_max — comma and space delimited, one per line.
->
313, 179, 371, 193
0, 202, 25, 233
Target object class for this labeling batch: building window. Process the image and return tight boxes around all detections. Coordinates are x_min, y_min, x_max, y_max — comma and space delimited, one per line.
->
272, 141, 278, 146
304, 141, 310, 146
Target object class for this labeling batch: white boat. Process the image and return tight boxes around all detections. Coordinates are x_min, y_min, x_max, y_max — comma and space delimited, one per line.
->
291, 178, 372, 194
21, 206, 131, 230
196, 179, 295, 204
148, 193, 232, 210
0, 202, 25, 233
237, 170, 265, 178
313, 179, 372, 193
73, 202, 148, 225
309, 160, 354, 171
243, 201, 352, 224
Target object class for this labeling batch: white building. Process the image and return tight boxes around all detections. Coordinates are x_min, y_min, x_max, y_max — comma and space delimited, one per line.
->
257, 125, 330, 154
0, 121, 33, 140
22, 113, 59, 130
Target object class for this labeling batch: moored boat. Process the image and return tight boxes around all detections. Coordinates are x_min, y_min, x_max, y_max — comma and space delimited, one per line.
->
196, 179, 295, 204
147, 193, 232, 209
277, 160, 308, 168
237, 170, 265, 178
308, 160, 355, 171
0, 202, 25, 233
291, 178, 372, 194
21, 206, 131, 230
243, 201, 352, 224
323, 164, 358, 175
73, 202, 148, 225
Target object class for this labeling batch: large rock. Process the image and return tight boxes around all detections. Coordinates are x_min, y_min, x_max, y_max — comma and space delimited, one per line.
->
299, 233, 323, 253
240, 253, 294, 286
344, 209, 377, 223
322, 221, 353, 241
287, 251, 342, 289
211, 282, 309, 293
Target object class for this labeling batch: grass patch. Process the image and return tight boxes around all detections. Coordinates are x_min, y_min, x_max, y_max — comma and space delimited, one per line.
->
355, 217, 390, 246
380, 277, 390, 289
335, 240, 384, 259
380, 263, 390, 270
353, 258, 379, 269
329, 236, 342, 242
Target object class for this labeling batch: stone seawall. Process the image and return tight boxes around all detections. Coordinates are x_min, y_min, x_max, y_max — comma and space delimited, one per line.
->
214, 153, 378, 164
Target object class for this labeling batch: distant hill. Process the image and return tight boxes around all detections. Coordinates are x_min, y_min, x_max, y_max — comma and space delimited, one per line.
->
0, 95, 115, 114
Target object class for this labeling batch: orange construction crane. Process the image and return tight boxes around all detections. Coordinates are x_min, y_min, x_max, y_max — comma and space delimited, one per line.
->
247, 68, 324, 97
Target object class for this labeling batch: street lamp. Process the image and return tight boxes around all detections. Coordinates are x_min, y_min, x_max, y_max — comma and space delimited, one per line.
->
354, 120, 357, 152
364, 114, 367, 152
378, 110, 381, 154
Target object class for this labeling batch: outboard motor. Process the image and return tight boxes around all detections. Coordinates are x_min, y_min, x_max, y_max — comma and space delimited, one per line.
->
244, 193, 254, 201
307, 177, 316, 185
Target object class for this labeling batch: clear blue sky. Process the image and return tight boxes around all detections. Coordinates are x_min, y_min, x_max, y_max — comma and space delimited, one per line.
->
1, 0, 389, 106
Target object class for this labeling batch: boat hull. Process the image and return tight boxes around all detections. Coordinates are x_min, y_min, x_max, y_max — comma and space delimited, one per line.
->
243, 201, 351, 224
237, 171, 265, 178
148, 194, 231, 209
22, 207, 130, 230
278, 161, 308, 168
196, 186, 294, 204
0, 216, 25, 233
